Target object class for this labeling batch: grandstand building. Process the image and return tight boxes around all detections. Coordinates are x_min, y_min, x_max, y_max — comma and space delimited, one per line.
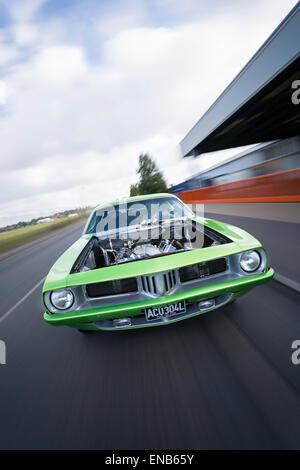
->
176, 3, 300, 204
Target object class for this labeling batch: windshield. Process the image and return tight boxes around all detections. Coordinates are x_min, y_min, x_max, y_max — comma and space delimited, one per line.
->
84, 197, 193, 235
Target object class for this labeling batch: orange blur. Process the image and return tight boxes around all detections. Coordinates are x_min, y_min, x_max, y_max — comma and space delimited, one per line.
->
180, 168, 300, 203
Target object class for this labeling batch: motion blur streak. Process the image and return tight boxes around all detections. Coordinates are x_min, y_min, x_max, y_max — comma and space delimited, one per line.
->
180, 168, 300, 203
0, 215, 300, 449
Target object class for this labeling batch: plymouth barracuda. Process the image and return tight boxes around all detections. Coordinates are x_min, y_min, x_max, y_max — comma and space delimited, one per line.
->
42, 194, 274, 331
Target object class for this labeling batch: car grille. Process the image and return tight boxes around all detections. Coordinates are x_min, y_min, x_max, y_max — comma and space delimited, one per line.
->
86, 258, 227, 298
141, 270, 179, 296
86, 277, 138, 298
179, 258, 227, 283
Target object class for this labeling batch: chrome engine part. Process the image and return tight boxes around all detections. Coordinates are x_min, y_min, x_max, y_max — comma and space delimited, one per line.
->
71, 220, 230, 273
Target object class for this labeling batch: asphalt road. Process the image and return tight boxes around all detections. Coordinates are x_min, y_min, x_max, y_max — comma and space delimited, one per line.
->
0, 218, 300, 449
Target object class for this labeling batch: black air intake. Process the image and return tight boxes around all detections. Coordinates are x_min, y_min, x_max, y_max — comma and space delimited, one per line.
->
86, 277, 138, 297
179, 258, 227, 283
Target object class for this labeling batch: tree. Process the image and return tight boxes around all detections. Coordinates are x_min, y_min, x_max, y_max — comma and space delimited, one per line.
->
129, 154, 168, 196
129, 183, 140, 197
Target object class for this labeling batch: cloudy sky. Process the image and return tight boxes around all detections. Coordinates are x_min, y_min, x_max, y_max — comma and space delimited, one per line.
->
0, 0, 297, 226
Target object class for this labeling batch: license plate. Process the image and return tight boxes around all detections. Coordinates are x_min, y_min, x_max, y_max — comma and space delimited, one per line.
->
144, 301, 186, 321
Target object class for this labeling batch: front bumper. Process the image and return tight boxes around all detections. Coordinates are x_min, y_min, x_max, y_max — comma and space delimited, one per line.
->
44, 267, 274, 330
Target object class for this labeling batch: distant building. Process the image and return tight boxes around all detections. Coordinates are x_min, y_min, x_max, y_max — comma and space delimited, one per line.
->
37, 217, 52, 224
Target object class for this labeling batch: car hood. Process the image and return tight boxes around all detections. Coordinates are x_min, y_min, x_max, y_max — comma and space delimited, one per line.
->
42, 217, 262, 292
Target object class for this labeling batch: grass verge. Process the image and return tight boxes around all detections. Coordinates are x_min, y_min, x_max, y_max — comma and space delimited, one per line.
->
0, 215, 88, 254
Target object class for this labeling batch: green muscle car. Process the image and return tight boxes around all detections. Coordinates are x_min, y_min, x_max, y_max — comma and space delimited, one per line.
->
42, 194, 274, 331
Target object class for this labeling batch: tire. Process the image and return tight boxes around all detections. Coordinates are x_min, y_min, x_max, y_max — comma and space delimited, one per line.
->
78, 329, 93, 333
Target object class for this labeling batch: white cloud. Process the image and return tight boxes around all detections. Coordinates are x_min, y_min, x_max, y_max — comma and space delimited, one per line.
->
3, 0, 46, 46
0, 42, 20, 66
30, 46, 88, 84
12, 22, 39, 46
3, 0, 46, 23
106, 26, 178, 66
0, 0, 298, 226
0, 80, 6, 104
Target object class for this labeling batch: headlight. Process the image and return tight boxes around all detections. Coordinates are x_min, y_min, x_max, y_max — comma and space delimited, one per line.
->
50, 289, 74, 310
240, 250, 261, 272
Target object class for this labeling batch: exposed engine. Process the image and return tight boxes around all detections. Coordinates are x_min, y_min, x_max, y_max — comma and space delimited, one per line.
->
71, 220, 229, 273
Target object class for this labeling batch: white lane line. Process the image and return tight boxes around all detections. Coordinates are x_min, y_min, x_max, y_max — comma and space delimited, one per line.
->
0, 277, 46, 325
274, 273, 300, 294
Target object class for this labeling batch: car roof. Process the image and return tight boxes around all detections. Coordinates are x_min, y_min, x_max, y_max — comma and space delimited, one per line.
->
93, 193, 180, 212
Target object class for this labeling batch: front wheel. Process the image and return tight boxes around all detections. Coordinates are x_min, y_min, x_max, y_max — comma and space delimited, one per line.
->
78, 329, 94, 333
